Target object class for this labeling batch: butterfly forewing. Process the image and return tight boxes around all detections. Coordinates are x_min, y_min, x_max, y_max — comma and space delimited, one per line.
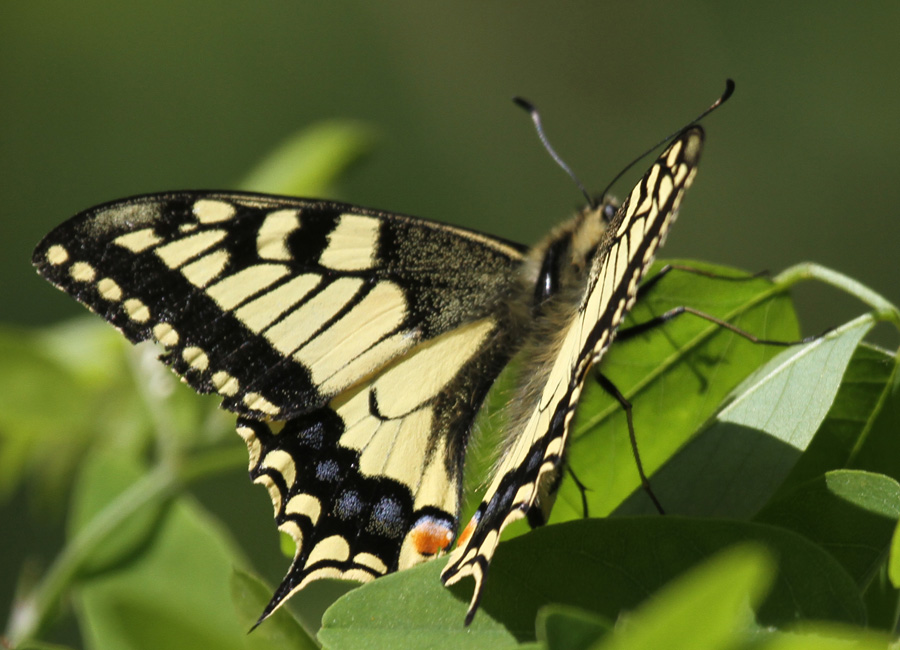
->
440, 127, 704, 622
33, 192, 525, 421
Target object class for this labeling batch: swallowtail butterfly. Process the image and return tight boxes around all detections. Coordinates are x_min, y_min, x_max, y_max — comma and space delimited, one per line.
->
34, 113, 705, 625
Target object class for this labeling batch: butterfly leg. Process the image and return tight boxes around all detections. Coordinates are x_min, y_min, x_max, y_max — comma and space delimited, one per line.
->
566, 465, 591, 519
621, 263, 790, 345
638, 263, 770, 299
594, 372, 666, 515
617, 265, 823, 396
616, 305, 821, 347
633, 263, 829, 343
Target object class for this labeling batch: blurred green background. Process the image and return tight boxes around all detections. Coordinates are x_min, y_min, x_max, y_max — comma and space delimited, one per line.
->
3, 1, 899, 642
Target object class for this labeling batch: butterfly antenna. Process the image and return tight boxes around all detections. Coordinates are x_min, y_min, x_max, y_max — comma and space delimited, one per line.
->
598, 79, 735, 201
514, 97, 596, 209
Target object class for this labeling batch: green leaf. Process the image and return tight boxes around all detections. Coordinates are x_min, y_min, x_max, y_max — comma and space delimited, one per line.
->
861, 562, 900, 633
0, 324, 97, 501
778, 343, 897, 492
716, 314, 872, 444
319, 560, 519, 650
617, 314, 872, 518
73, 453, 256, 650
238, 121, 379, 197
230, 569, 318, 650
845, 346, 900, 484
323, 517, 864, 647
0, 319, 230, 509
552, 261, 802, 521
889, 518, 900, 588
754, 624, 891, 650
755, 470, 900, 587
535, 605, 611, 650
481, 518, 864, 632
587, 545, 772, 650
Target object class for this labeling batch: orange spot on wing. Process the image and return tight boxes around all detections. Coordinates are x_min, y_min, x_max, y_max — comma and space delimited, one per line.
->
455, 516, 478, 548
411, 518, 454, 556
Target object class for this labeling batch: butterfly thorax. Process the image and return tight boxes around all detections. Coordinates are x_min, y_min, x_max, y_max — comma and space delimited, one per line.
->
478, 198, 619, 521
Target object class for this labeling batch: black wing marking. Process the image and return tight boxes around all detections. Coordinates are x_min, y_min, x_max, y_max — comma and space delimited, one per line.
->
441, 127, 705, 623
33, 191, 526, 421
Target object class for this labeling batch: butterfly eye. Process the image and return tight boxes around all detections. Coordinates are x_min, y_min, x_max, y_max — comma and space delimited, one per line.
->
534, 237, 568, 306
603, 202, 617, 222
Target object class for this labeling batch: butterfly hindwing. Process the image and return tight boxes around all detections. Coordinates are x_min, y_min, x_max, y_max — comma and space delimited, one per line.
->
238, 313, 521, 621
441, 127, 705, 622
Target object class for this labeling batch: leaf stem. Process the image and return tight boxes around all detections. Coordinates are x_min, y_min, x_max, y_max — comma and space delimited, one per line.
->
775, 262, 900, 327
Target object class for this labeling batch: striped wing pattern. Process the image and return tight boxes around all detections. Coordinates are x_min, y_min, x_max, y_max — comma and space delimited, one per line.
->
33, 191, 525, 624
441, 127, 704, 622
33, 192, 524, 421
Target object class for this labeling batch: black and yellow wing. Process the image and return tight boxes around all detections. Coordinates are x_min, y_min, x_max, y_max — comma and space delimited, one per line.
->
441, 127, 704, 622
33, 192, 527, 621
33, 193, 525, 419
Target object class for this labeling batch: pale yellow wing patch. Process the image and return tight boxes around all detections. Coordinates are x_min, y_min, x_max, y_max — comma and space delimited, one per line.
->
441, 128, 704, 623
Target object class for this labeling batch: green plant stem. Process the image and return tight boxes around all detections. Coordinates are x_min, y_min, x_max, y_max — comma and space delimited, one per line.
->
6, 445, 245, 645
775, 262, 900, 328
